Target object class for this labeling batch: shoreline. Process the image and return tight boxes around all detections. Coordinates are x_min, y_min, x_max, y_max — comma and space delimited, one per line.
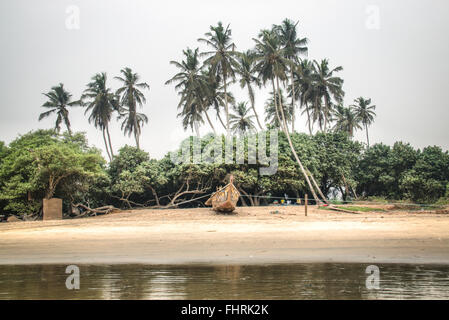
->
1, 206, 449, 265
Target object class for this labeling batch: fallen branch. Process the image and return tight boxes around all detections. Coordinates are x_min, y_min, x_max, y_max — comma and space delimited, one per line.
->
324, 205, 361, 214
72, 203, 117, 216
164, 193, 212, 208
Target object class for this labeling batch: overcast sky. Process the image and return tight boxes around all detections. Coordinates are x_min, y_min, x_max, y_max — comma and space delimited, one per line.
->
1, 0, 448, 159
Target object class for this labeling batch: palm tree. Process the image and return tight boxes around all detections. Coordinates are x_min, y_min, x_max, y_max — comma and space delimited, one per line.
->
276, 19, 308, 132
230, 102, 256, 135
253, 29, 290, 131
352, 97, 376, 147
332, 105, 362, 137
118, 108, 148, 146
291, 59, 315, 134
178, 101, 204, 137
312, 59, 344, 132
235, 50, 263, 130
202, 72, 235, 131
198, 22, 238, 134
81, 73, 119, 161
115, 67, 149, 149
166, 48, 218, 134
264, 90, 291, 128
39, 83, 81, 135
253, 28, 325, 204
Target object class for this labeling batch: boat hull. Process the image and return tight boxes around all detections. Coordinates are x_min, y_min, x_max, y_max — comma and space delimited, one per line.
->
205, 178, 240, 213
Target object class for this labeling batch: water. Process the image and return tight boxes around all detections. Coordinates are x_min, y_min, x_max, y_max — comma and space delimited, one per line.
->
0, 263, 448, 300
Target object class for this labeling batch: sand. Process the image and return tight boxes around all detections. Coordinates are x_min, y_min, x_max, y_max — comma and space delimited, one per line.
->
1, 205, 449, 265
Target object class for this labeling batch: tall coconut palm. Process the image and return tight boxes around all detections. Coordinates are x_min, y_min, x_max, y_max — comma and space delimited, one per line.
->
253, 28, 325, 204
198, 22, 238, 134
166, 48, 215, 134
253, 29, 290, 130
352, 97, 376, 147
312, 59, 344, 132
166, 48, 221, 134
178, 101, 204, 137
309, 91, 326, 132
166, 48, 203, 92
39, 83, 81, 135
115, 67, 149, 149
230, 102, 256, 135
202, 72, 235, 131
235, 50, 263, 130
290, 59, 315, 134
276, 19, 308, 132
264, 90, 291, 128
332, 105, 362, 137
81, 73, 119, 161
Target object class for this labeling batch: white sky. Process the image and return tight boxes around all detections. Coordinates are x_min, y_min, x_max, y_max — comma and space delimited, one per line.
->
1, 0, 448, 159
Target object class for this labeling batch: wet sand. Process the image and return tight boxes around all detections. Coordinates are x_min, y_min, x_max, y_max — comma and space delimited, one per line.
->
1, 206, 449, 265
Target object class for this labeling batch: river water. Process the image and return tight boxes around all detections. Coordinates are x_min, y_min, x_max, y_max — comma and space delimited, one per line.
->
0, 263, 448, 299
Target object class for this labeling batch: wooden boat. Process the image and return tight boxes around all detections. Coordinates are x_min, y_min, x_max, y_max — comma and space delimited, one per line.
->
205, 175, 240, 213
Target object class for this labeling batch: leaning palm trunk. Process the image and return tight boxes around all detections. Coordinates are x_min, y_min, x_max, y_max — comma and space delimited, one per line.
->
251, 102, 263, 131
204, 110, 216, 134
308, 169, 329, 204
249, 88, 263, 130
304, 101, 313, 135
290, 70, 296, 132
216, 111, 227, 130
106, 124, 114, 158
275, 76, 323, 204
102, 128, 112, 162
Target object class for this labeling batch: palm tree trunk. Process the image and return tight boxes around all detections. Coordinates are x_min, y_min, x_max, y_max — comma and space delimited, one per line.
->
308, 169, 329, 204
223, 74, 230, 135
204, 110, 216, 134
250, 94, 263, 130
134, 130, 140, 149
323, 95, 329, 133
365, 123, 370, 148
290, 69, 296, 133
305, 101, 312, 135
105, 124, 114, 158
102, 128, 112, 162
64, 113, 72, 136
194, 121, 200, 138
216, 111, 227, 130
275, 76, 323, 204
315, 96, 323, 132
271, 79, 282, 128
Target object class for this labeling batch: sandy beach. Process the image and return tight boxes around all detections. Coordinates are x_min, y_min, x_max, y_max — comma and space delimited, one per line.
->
1, 205, 449, 265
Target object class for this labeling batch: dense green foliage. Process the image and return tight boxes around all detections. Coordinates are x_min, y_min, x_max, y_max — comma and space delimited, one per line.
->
1, 130, 447, 218
0, 131, 105, 216
355, 143, 449, 202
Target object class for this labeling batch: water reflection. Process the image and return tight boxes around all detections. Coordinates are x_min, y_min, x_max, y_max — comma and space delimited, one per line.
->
0, 263, 448, 299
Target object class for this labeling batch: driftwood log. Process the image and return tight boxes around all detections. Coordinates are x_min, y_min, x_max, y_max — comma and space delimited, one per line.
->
71, 203, 117, 217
